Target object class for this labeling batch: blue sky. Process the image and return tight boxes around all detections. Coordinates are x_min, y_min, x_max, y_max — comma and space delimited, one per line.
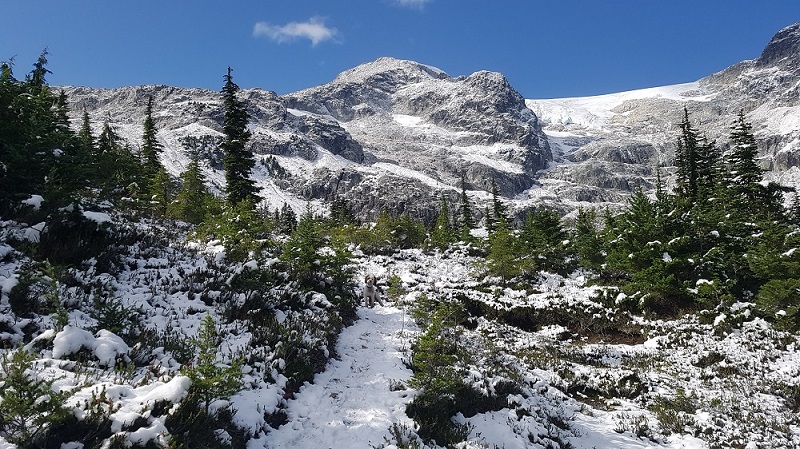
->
2, 1, 799, 99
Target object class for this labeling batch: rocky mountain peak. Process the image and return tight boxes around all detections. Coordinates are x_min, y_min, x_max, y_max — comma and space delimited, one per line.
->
331, 57, 449, 93
756, 22, 800, 70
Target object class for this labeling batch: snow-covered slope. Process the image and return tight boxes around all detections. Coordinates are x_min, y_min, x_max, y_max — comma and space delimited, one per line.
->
526, 23, 800, 203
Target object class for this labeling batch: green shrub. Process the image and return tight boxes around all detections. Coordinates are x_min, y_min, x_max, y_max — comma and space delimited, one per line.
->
755, 278, 800, 332
407, 300, 478, 446
38, 205, 113, 266
165, 393, 247, 449
182, 315, 243, 413
0, 349, 72, 447
8, 261, 66, 326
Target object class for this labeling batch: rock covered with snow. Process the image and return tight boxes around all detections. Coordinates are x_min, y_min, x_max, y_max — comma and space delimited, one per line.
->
528, 22, 800, 204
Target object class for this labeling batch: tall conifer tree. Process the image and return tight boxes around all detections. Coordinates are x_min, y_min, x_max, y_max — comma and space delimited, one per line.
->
221, 67, 258, 207
171, 158, 211, 224
430, 195, 455, 250
725, 111, 765, 210
141, 96, 162, 177
458, 172, 474, 239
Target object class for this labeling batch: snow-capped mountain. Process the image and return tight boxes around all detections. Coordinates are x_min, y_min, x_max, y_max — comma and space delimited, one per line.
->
63, 23, 800, 220
528, 22, 800, 205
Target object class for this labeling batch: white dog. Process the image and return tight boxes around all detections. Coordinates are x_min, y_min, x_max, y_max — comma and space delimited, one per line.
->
363, 273, 383, 308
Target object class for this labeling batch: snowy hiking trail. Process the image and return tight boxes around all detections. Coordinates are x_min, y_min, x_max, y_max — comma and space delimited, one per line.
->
260, 304, 418, 449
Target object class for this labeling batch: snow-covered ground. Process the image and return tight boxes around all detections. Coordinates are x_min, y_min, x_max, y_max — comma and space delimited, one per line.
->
1, 221, 798, 448
261, 304, 418, 449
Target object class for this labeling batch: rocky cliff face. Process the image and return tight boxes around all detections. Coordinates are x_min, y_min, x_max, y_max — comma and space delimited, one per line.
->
62, 23, 800, 222
65, 57, 551, 221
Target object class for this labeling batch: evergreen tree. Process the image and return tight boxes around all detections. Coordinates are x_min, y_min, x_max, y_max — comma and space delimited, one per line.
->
26, 49, 51, 92
790, 192, 800, 226
78, 110, 95, 157
725, 111, 763, 207
458, 172, 474, 239
95, 120, 122, 189
695, 134, 721, 200
276, 202, 297, 234
724, 111, 788, 220
675, 108, 701, 203
140, 95, 162, 177
0, 349, 71, 446
520, 208, 568, 274
328, 194, 357, 227
53, 90, 71, 132
282, 203, 324, 285
97, 120, 120, 155
170, 158, 212, 224
486, 215, 517, 282
221, 67, 258, 207
0, 54, 83, 213
182, 314, 243, 414
430, 195, 456, 250
148, 165, 174, 218
488, 179, 507, 232
573, 207, 604, 269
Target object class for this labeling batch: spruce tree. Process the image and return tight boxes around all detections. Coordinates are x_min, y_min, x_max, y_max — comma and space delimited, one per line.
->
95, 120, 121, 189
573, 207, 603, 269
486, 215, 517, 282
182, 314, 243, 414
171, 158, 211, 224
695, 135, 721, 200
722, 111, 789, 220
726, 111, 763, 202
488, 179, 507, 232
26, 49, 51, 92
78, 110, 95, 156
148, 165, 174, 218
458, 172, 474, 239
140, 96, 162, 177
520, 208, 567, 274
221, 67, 258, 207
277, 202, 297, 234
282, 203, 323, 285
675, 108, 700, 203
98, 120, 121, 155
790, 192, 800, 226
430, 195, 456, 250
53, 90, 71, 136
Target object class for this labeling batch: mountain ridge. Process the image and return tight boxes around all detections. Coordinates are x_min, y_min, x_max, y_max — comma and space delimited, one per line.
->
62, 23, 800, 220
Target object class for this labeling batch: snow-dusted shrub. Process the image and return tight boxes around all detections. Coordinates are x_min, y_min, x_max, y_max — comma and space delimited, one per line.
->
165, 394, 248, 449
407, 300, 524, 446
0, 349, 71, 447
7, 260, 62, 321
90, 295, 139, 342
38, 205, 114, 266
613, 412, 654, 440
648, 388, 696, 436
132, 324, 195, 366
373, 422, 424, 449
756, 278, 800, 332
182, 315, 243, 413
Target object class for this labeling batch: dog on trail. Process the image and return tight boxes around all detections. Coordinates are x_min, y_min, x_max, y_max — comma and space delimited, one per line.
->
363, 273, 383, 308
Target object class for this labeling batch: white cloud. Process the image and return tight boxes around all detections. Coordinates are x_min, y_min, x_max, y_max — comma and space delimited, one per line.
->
253, 17, 339, 46
394, 0, 431, 8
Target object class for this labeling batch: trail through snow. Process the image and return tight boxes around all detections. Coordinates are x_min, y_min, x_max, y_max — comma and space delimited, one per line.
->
260, 304, 419, 449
